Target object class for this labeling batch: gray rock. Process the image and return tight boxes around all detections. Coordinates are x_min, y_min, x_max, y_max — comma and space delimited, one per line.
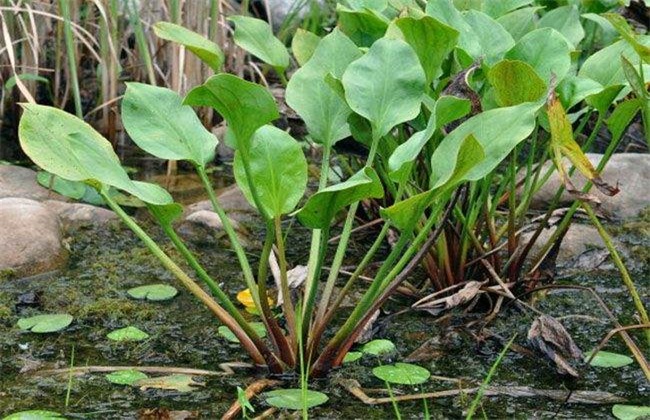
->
185, 184, 254, 220
263, 0, 325, 31
44, 200, 117, 229
530, 153, 650, 219
0, 165, 64, 201
184, 210, 242, 232
0, 198, 68, 278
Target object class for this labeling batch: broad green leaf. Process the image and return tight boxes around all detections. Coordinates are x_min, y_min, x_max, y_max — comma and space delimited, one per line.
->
107, 326, 149, 342
388, 15, 459, 84
579, 37, 650, 88
496, 7, 540, 41
296, 167, 384, 229
291, 28, 320, 66
219, 322, 266, 343
585, 350, 633, 368
488, 59, 546, 106
4, 73, 49, 91
434, 96, 471, 128
586, 85, 624, 115
342, 351, 363, 363
153, 22, 224, 71
3, 411, 65, 420
342, 38, 426, 138
430, 101, 541, 189
228, 16, 290, 69
463, 10, 514, 64
19, 105, 172, 205
184, 74, 279, 149
105, 369, 149, 385
37, 171, 86, 200
604, 13, 650, 63
607, 98, 643, 142
147, 202, 184, 227
134, 374, 203, 393
347, 0, 388, 11
557, 75, 604, 109
373, 362, 431, 385
127, 284, 178, 301
612, 405, 650, 420
337, 5, 389, 47
362, 338, 396, 356
426, 0, 481, 58
286, 29, 362, 147
621, 56, 648, 99
538, 5, 584, 48
264, 389, 329, 410
17, 314, 73, 333
122, 83, 217, 167
482, 0, 533, 18
233, 125, 307, 218
505, 28, 571, 84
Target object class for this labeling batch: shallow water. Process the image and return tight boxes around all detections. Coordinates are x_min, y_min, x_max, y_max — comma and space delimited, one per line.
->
0, 219, 648, 418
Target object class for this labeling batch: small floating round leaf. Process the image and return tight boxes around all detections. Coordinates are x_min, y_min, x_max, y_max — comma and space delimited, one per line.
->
361, 339, 396, 356
3, 411, 65, 420
127, 284, 178, 301
264, 388, 329, 410
612, 404, 650, 420
585, 350, 634, 368
342, 351, 363, 364
17, 314, 73, 333
218, 322, 266, 343
105, 369, 149, 385
373, 363, 431, 385
107, 326, 150, 342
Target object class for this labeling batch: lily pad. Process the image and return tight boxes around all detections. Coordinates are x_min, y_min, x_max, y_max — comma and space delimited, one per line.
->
107, 326, 150, 342
264, 388, 329, 410
3, 411, 65, 420
105, 369, 149, 385
585, 350, 634, 368
127, 284, 178, 301
612, 405, 650, 420
218, 322, 266, 343
17, 314, 73, 333
373, 363, 431, 385
343, 351, 363, 364
134, 374, 203, 393
361, 339, 396, 356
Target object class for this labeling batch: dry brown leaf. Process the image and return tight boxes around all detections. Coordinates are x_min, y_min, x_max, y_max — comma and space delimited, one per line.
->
527, 315, 582, 377
412, 281, 484, 316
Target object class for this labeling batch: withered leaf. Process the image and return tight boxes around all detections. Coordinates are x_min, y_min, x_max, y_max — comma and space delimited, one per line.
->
412, 281, 484, 316
527, 315, 582, 377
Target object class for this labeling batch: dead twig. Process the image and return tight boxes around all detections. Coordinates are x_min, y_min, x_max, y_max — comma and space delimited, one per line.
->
32, 362, 254, 377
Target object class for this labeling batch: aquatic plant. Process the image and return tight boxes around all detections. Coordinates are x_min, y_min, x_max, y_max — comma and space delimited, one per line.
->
16, 0, 649, 389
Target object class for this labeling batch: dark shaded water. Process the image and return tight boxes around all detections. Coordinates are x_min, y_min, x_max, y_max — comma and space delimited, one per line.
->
0, 216, 648, 418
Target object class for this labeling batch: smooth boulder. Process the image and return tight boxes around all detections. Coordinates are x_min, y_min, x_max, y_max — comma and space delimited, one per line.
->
0, 198, 68, 278
0, 165, 64, 201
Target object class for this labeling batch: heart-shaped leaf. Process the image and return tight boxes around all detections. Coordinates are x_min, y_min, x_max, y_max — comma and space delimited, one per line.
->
228, 16, 290, 69
122, 83, 217, 167
286, 29, 362, 147
219, 322, 266, 343
153, 22, 224, 71
496, 7, 540, 42
3, 410, 65, 420
19, 104, 172, 205
291, 28, 320, 66
538, 5, 584, 48
373, 362, 431, 385
579, 37, 650, 88
361, 339, 396, 356
505, 28, 571, 84
342, 37, 426, 138
233, 125, 307, 218
483, 0, 533, 19
106, 369, 149, 385
463, 10, 514, 65
426, 0, 481, 58
17, 314, 73, 333
127, 284, 178, 301
134, 374, 203, 393
613, 405, 650, 420
264, 388, 329, 410
488, 59, 546, 107
296, 167, 383, 229
107, 326, 149, 342
337, 5, 389, 48
184, 74, 279, 150
585, 350, 634, 368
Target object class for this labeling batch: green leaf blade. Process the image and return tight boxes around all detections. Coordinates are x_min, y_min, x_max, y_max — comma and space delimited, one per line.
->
264, 389, 329, 410
228, 16, 290, 69
153, 22, 224, 71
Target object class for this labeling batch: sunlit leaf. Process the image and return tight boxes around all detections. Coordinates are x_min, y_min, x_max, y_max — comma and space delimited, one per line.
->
17, 314, 73, 333
488, 59, 546, 106
127, 284, 178, 301
237, 288, 273, 309
342, 38, 425, 138
264, 388, 329, 410
153, 22, 224, 71
3, 411, 65, 420
373, 362, 431, 385
463, 10, 514, 64
579, 37, 650, 88
228, 16, 290, 69
105, 369, 149, 385
612, 405, 650, 420
557, 75, 604, 110
291, 28, 320, 66
362, 339, 396, 356
538, 5, 584, 48
343, 351, 363, 364
337, 5, 389, 47
426, 0, 481, 58
585, 350, 634, 368
505, 28, 571, 83
107, 326, 150, 342
483, 0, 534, 19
